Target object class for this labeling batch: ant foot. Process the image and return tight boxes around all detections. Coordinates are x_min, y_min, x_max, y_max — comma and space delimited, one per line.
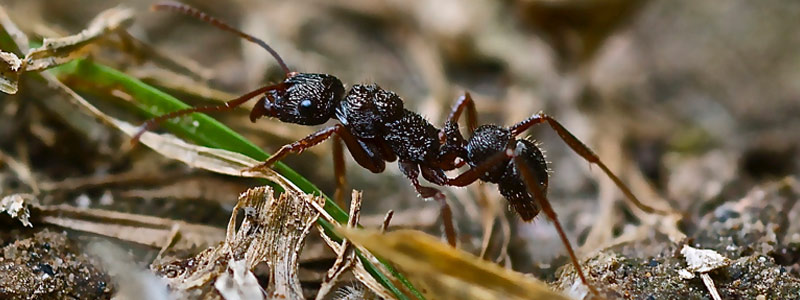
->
242, 160, 276, 174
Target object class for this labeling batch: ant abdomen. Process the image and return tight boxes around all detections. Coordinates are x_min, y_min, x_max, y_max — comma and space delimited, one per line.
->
499, 139, 549, 221
465, 125, 549, 220
466, 125, 513, 182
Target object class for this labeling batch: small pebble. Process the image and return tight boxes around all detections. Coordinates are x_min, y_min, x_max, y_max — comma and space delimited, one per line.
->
75, 194, 91, 209
39, 263, 55, 276
648, 259, 660, 267
99, 190, 114, 205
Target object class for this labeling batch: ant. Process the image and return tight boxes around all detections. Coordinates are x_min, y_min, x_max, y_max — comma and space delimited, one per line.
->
134, 2, 670, 296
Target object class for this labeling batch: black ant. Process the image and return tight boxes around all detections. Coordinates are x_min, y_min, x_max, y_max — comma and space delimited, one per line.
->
134, 2, 670, 296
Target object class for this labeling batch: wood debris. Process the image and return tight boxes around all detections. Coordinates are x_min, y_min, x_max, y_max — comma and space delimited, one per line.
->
152, 185, 324, 300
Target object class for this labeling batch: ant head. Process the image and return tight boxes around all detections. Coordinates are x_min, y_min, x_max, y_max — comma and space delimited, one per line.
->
250, 73, 345, 125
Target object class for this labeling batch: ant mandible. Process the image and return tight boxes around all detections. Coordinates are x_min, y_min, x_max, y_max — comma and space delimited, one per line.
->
134, 2, 670, 296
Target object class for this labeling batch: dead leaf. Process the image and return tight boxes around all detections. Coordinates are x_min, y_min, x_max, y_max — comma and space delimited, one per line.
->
680, 245, 730, 273
338, 228, 571, 300
680, 245, 729, 300
0, 51, 21, 94
23, 6, 134, 72
0, 194, 34, 227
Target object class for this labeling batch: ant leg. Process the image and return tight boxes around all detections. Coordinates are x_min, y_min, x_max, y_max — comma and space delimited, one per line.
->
509, 113, 670, 215
332, 135, 348, 207
512, 149, 600, 296
132, 84, 282, 143
441, 92, 502, 259
447, 92, 478, 133
442, 148, 515, 187
247, 124, 384, 174
436, 141, 599, 293
439, 92, 478, 143
399, 162, 458, 247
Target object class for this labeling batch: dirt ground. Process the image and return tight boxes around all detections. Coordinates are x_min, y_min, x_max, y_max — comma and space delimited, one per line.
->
1, 0, 799, 299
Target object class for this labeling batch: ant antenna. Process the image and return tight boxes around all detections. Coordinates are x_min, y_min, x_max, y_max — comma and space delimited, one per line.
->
152, 1, 291, 75
131, 83, 282, 144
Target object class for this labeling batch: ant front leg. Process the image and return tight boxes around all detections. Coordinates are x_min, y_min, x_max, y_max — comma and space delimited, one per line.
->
399, 162, 457, 247
247, 124, 385, 174
509, 113, 671, 215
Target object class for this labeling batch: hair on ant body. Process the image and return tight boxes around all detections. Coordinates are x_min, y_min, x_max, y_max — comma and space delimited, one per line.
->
135, 2, 671, 296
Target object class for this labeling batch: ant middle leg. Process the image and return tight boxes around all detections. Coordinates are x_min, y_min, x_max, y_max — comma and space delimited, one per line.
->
332, 135, 348, 207
399, 162, 458, 247
441, 92, 506, 259
509, 113, 671, 215
439, 92, 478, 144
446, 92, 478, 133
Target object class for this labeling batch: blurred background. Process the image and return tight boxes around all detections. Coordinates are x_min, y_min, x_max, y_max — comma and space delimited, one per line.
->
1, 0, 800, 297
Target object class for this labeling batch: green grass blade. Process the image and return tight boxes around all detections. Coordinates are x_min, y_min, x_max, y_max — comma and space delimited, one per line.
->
45, 58, 421, 300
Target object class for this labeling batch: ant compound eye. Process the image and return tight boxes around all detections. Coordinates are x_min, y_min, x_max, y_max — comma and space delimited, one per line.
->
298, 99, 314, 115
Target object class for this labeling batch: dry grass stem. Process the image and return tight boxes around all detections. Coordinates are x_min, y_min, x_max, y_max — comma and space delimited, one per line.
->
23, 7, 133, 72
314, 191, 362, 300
311, 194, 398, 299
339, 228, 571, 300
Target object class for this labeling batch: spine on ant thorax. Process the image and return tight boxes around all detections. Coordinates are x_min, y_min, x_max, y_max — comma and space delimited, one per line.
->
335, 84, 442, 164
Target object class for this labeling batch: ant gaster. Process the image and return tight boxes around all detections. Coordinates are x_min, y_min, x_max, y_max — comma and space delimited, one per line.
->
135, 2, 671, 296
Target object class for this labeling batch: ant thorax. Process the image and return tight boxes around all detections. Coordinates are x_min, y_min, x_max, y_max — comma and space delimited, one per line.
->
334, 84, 442, 164
384, 109, 442, 164
335, 84, 404, 139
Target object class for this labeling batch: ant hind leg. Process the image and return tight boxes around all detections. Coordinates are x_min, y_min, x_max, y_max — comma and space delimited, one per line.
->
509, 113, 671, 215
512, 150, 600, 296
